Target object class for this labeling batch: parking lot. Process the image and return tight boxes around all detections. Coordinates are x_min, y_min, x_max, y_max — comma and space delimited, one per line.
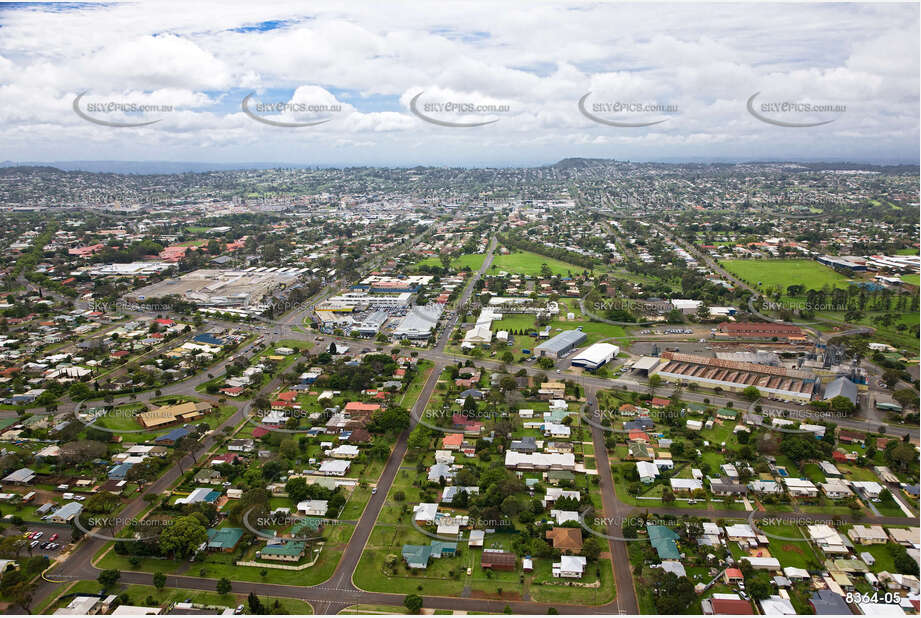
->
2, 523, 69, 556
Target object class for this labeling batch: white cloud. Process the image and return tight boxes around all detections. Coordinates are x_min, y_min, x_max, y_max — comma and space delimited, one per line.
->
0, 1, 915, 164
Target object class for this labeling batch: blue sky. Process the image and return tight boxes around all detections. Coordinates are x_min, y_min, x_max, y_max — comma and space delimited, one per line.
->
0, 1, 917, 166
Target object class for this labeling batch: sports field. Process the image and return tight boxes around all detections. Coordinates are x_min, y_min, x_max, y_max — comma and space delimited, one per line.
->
490, 250, 585, 276
415, 253, 486, 271
720, 259, 851, 292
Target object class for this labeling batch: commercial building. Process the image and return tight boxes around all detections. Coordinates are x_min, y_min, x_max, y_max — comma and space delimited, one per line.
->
126, 267, 307, 308
535, 330, 588, 359
137, 401, 212, 429
651, 351, 818, 403
824, 376, 858, 406
392, 304, 444, 340
570, 343, 619, 370
717, 321, 806, 342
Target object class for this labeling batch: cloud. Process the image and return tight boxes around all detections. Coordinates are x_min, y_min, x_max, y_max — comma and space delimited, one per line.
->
0, 1, 915, 164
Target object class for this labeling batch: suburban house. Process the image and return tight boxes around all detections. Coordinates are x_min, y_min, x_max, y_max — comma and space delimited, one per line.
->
546, 527, 583, 554
401, 541, 457, 569
480, 549, 516, 571
552, 555, 587, 578
259, 541, 306, 562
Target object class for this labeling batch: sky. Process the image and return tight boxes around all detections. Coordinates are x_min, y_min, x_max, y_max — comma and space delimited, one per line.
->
0, 1, 918, 167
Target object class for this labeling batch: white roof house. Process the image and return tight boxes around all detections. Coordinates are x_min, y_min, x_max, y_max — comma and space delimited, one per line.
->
820, 479, 853, 499
550, 509, 580, 525
412, 503, 438, 523
297, 500, 328, 516
741, 556, 782, 570
670, 478, 703, 492
852, 481, 885, 499
319, 459, 351, 476
176, 488, 212, 505
552, 555, 587, 578
759, 595, 796, 615
782, 477, 818, 496
637, 461, 659, 482
808, 525, 849, 554
724, 524, 757, 540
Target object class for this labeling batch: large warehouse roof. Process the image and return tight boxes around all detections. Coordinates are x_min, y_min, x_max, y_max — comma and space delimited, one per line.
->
535, 329, 587, 354
571, 343, 619, 365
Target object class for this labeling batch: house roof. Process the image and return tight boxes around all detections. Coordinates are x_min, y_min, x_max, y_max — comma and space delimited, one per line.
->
647, 524, 680, 560
206, 527, 243, 550
546, 527, 583, 551
709, 598, 754, 615
480, 550, 516, 567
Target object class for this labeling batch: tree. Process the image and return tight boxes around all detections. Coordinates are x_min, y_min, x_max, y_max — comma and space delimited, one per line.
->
404, 594, 423, 614
582, 537, 602, 561
247, 592, 264, 614
648, 374, 663, 395
216, 577, 232, 595
153, 572, 166, 591
649, 570, 695, 614
285, 477, 310, 503
98, 569, 120, 590
742, 385, 761, 402
159, 515, 207, 558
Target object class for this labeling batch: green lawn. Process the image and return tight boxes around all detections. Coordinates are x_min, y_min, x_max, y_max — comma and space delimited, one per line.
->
720, 259, 851, 292
900, 273, 919, 286
415, 253, 487, 272
490, 250, 585, 276
40, 580, 313, 614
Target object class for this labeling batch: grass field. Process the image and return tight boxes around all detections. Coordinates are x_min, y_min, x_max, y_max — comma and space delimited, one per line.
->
901, 273, 920, 286
415, 253, 487, 271
490, 250, 585, 276
720, 259, 851, 292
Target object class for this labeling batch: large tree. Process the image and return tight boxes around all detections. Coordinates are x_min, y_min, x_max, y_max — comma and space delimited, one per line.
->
158, 515, 207, 558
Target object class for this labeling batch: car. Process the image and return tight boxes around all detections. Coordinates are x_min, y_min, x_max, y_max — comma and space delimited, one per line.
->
33, 531, 43, 539
371, 487, 377, 495
235, 605, 245, 615
555, 369, 561, 374
29, 540, 39, 549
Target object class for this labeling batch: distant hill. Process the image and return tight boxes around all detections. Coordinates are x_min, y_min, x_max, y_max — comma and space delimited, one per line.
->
0, 160, 331, 174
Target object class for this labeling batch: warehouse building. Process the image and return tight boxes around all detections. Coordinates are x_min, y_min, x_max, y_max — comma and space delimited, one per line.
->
651, 351, 818, 403
392, 304, 444, 340
717, 321, 806, 342
570, 343, 619, 370
534, 330, 587, 359
824, 376, 858, 406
